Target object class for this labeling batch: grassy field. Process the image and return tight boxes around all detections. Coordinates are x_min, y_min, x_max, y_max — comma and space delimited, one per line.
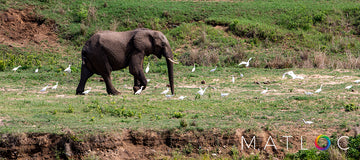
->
1, 0, 360, 159
1, 64, 359, 134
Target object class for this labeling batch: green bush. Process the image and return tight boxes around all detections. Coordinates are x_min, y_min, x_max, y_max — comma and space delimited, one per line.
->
285, 148, 330, 160
171, 111, 184, 118
277, 7, 313, 30
229, 19, 284, 42
345, 103, 358, 112
313, 11, 327, 24
180, 119, 187, 128
0, 60, 5, 71
347, 136, 360, 159
74, 4, 88, 22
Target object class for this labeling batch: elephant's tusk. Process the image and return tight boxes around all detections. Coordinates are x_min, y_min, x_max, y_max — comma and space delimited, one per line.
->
167, 58, 179, 64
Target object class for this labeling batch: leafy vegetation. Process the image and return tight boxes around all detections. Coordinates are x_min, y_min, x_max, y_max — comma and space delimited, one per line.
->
1, 0, 360, 68
345, 103, 358, 112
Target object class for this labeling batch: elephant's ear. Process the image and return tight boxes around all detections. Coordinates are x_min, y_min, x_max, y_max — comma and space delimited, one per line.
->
133, 30, 152, 55
149, 31, 164, 58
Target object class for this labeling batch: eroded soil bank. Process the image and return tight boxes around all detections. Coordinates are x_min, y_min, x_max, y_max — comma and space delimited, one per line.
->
0, 129, 279, 159
0, 128, 354, 159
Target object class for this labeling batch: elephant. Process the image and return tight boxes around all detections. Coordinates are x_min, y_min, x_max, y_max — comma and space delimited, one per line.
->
76, 28, 176, 95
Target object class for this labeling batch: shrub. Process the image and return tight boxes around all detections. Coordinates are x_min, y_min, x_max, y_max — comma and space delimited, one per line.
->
265, 56, 294, 69
171, 112, 184, 118
66, 106, 74, 113
180, 119, 187, 128
0, 60, 5, 71
277, 7, 313, 30
313, 11, 327, 24
345, 103, 358, 112
74, 3, 88, 23
347, 136, 360, 159
285, 148, 330, 160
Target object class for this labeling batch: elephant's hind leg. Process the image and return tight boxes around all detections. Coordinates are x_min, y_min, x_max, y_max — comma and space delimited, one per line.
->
102, 74, 120, 95
76, 65, 94, 95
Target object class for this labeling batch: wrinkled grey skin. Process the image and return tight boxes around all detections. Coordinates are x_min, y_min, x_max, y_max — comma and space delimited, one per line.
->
76, 28, 174, 95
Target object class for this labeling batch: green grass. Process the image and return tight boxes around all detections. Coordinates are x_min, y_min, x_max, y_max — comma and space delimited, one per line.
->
1, 0, 360, 68
1, 64, 359, 134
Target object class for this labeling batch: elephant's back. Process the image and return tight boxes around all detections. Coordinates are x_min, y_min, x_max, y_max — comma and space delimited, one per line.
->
83, 30, 135, 70
84, 31, 133, 53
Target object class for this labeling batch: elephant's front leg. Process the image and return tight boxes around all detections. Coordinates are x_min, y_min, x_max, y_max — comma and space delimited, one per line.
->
129, 55, 147, 93
133, 77, 141, 93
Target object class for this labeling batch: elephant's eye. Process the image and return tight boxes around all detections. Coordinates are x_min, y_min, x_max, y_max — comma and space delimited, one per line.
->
161, 42, 166, 47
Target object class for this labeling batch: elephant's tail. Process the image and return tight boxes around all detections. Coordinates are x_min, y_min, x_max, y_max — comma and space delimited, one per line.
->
81, 48, 87, 65
81, 48, 95, 73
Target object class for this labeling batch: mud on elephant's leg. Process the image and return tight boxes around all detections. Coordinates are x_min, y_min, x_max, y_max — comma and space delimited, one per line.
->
133, 78, 141, 93
132, 72, 147, 93
101, 74, 120, 95
76, 65, 94, 95
129, 55, 147, 94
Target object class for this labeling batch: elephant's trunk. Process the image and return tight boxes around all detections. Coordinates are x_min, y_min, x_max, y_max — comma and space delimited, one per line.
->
165, 55, 175, 95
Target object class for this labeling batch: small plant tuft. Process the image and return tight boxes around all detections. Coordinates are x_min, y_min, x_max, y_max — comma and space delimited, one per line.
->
345, 103, 358, 112
180, 119, 187, 128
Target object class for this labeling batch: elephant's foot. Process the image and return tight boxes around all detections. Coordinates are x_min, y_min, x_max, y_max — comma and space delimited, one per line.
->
107, 89, 121, 95
133, 86, 140, 93
133, 86, 147, 94
76, 90, 85, 95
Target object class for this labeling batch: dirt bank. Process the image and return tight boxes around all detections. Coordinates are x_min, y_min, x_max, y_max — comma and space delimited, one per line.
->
0, 7, 58, 48
0, 128, 353, 159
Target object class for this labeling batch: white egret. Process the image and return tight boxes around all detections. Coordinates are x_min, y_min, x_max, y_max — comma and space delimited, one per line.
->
238, 57, 253, 67
304, 91, 313, 95
192, 64, 195, 72
261, 88, 268, 94
303, 119, 313, 124
221, 93, 229, 97
210, 66, 217, 72
64, 65, 71, 73
345, 85, 352, 90
178, 96, 187, 100
134, 86, 144, 95
12, 66, 21, 72
296, 75, 304, 79
35, 68, 39, 73
165, 94, 174, 98
161, 88, 169, 94
83, 87, 92, 94
51, 82, 58, 90
314, 84, 323, 93
232, 75, 235, 83
40, 85, 49, 92
282, 71, 293, 79
354, 80, 360, 83
145, 63, 150, 73
282, 71, 304, 79
147, 79, 150, 82
197, 87, 208, 96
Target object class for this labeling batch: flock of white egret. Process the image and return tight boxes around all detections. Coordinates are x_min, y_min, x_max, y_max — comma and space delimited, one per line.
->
10, 57, 360, 125
11, 64, 93, 95
11, 57, 359, 101
150, 56, 359, 108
